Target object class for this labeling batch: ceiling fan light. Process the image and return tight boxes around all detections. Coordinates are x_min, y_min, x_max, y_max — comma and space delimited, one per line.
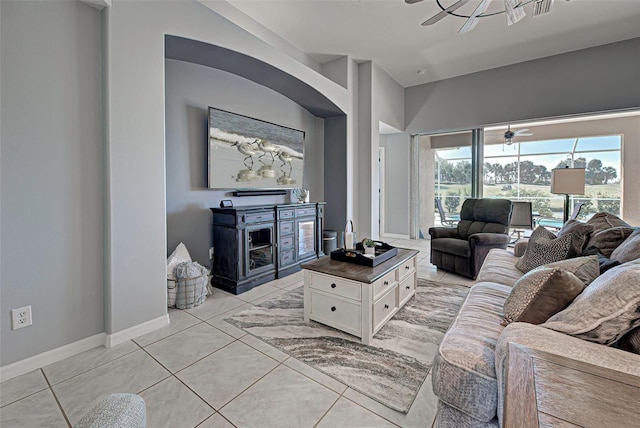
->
533, 0, 555, 17
505, 137, 514, 145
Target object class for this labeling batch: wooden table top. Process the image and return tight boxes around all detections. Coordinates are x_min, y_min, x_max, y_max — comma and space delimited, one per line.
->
301, 248, 419, 283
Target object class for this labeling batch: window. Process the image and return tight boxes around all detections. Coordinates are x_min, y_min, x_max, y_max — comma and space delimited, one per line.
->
482, 136, 622, 221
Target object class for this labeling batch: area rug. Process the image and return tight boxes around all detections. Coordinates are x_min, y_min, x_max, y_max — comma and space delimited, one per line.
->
225, 278, 469, 413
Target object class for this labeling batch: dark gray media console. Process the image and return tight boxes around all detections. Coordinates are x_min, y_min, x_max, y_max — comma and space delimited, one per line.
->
210, 202, 325, 294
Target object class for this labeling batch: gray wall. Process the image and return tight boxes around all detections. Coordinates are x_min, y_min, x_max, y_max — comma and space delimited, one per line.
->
0, 1, 104, 365
405, 38, 640, 133
165, 59, 323, 266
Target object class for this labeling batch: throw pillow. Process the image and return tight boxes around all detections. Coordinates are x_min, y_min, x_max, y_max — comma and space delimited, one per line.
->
516, 226, 572, 273
543, 255, 600, 285
541, 259, 640, 345
617, 326, 640, 354
585, 226, 635, 258
502, 267, 586, 326
610, 227, 640, 264
586, 212, 630, 231
557, 220, 596, 258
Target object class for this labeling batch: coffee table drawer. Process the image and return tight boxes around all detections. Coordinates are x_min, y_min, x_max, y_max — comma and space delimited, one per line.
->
311, 292, 361, 335
372, 270, 396, 300
398, 274, 415, 306
373, 287, 397, 332
309, 272, 361, 301
397, 257, 416, 281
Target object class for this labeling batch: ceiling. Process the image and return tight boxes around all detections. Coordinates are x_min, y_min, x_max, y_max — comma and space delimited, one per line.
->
222, 0, 640, 88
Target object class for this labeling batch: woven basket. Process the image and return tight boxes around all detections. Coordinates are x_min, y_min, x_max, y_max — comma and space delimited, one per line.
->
174, 274, 208, 309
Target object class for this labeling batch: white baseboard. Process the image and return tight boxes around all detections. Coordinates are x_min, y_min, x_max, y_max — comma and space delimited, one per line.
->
0, 333, 106, 382
105, 314, 169, 348
0, 313, 169, 382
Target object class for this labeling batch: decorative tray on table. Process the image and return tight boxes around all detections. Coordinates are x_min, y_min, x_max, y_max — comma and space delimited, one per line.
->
330, 241, 398, 267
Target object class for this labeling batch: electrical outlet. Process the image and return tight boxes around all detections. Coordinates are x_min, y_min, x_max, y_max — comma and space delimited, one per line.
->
11, 306, 32, 330
209, 247, 214, 259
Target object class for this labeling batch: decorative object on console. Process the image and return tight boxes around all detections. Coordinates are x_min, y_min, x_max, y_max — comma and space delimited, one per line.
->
330, 240, 398, 267
515, 226, 572, 273
292, 186, 309, 203
207, 107, 304, 190
219, 199, 233, 208
550, 167, 586, 223
343, 219, 356, 250
362, 238, 376, 255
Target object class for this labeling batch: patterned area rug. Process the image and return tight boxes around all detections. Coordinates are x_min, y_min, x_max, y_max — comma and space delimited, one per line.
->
225, 278, 469, 413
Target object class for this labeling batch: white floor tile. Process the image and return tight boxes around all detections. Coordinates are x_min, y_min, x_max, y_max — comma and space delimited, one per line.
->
0, 389, 67, 428
316, 397, 396, 427
240, 334, 289, 362
133, 308, 200, 347
185, 291, 246, 321
220, 365, 339, 428
176, 341, 278, 409
52, 350, 170, 425
43, 340, 139, 385
140, 376, 214, 428
197, 412, 236, 428
234, 284, 281, 303
0, 369, 48, 408
283, 358, 347, 394
145, 323, 234, 373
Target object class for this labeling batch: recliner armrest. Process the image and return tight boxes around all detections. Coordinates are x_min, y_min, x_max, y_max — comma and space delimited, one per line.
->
428, 227, 459, 240
468, 233, 510, 246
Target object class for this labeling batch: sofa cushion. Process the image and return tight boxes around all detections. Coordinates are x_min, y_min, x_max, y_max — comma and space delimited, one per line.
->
585, 226, 636, 258
611, 227, 640, 264
457, 199, 511, 240
502, 266, 587, 326
476, 249, 523, 287
542, 259, 640, 345
542, 255, 600, 285
431, 238, 471, 258
557, 219, 596, 257
516, 226, 571, 273
432, 282, 511, 422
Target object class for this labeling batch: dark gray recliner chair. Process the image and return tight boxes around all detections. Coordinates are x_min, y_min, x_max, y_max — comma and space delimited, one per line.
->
428, 198, 513, 279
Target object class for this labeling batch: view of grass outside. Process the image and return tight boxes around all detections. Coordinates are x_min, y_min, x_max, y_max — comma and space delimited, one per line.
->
434, 135, 622, 222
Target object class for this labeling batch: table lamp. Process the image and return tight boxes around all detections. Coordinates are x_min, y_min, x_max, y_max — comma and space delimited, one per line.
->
551, 167, 586, 223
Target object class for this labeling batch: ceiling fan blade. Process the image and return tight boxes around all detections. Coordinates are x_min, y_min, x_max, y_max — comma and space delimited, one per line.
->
422, 0, 471, 26
515, 128, 530, 133
517, 133, 534, 137
505, 0, 526, 26
405, 0, 424, 4
458, 0, 491, 33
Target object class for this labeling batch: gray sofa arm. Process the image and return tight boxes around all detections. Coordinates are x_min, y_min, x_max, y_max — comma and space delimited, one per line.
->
469, 233, 510, 247
495, 323, 640, 427
429, 227, 459, 239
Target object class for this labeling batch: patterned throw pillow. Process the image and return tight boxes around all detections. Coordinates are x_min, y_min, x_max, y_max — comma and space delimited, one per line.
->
516, 226, 572, 273
502, 267, 587, 326
542, 259, 640, 345
557, 220, 595, 258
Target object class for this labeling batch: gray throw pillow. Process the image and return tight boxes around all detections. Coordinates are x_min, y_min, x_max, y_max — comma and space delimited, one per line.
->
557, 220, 596, 258
586, 226, 635, 258
610, 227, 640, 264
543, 255, 600, 285
516, 226, 572, 273
586, 212, 630, 231
541, 259, 640, 345
502, 267, 587, 326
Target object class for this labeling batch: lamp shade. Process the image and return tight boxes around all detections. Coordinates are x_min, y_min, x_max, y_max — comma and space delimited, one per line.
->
551, 168, 586, 195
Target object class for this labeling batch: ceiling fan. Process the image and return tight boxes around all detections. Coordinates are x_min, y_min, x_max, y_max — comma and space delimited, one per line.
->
486, 125, 534, 145
406, 0, 556, 33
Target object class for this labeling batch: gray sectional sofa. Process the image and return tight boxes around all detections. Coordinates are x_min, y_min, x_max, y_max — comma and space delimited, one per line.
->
431, 221, 640, 427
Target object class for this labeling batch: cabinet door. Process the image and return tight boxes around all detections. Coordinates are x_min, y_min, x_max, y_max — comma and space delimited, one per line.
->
244, 224, 275, 276
296, 218, 317, 261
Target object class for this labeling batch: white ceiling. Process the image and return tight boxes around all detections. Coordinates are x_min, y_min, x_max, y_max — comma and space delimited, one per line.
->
224, 0, 640, 87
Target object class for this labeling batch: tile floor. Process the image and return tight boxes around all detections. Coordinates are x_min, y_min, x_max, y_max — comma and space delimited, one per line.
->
0, 238, 477, 428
